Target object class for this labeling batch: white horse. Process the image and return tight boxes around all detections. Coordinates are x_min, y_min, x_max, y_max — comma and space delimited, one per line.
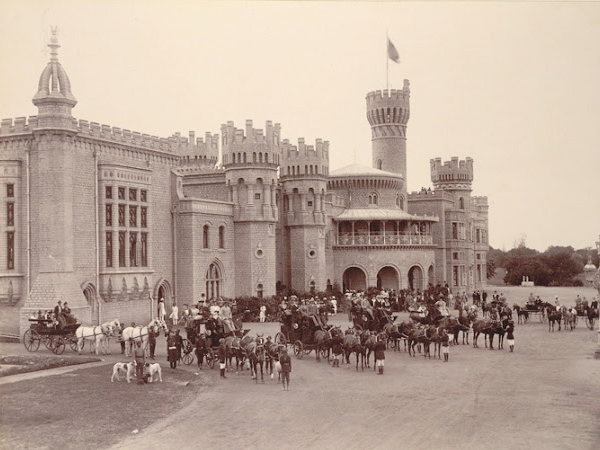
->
122, 318, 168, 357
76, 319, 120, 355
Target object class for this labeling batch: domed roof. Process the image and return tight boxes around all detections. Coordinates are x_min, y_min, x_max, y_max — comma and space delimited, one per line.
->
329, 163, 403, 180
32, 28, 77, 107
584, 261, 597, 272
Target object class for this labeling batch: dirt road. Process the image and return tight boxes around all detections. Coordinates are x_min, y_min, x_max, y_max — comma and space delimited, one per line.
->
108, 309, 600, 450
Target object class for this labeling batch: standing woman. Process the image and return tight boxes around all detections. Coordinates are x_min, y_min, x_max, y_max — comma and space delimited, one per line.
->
158, 298, 167, 322
170, 301, 179, 327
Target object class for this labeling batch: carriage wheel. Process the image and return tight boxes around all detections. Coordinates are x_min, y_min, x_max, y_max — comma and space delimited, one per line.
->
52, 336, 66, 355
387, 336, 397, 350
320, 347, 330, 359
274, 332, 287, 346
206, 348, 216, 369
182, 351, 194, 365
69, 336, 79, 352
23, 329, 41, 352
294, 341, 304, 359
42, 335, 54, 350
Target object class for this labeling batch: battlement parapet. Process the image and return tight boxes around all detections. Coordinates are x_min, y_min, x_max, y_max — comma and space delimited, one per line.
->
366, 80, 410, 106
170, 131, 219, 161
430, 156, 474, 184
472, 196, 488, 206
220, 120, 281, 149
0, 116, 39, 135
281, 138, 330, 161
366, 80, 411, 127
408, 189, 456, 202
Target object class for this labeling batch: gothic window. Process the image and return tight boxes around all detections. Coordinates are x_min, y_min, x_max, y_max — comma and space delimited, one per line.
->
452, 223, 458, 240
377, 159, 382, 170
106, 232, 113, 267
118, 187, 125, 200
105, 186, 112, 199
118, 205, 125, 226
206, 262, 221, 300
129, 206, 137, 227
141, 233, 148, 266
129, 232, 137, 267
459, 197, 465, 209
203, 225, 209, 249
7, 184, 14, 197
369, 193, 378, 205
7, 231, 14, 269
257, 283, 264, 299
118, 231, 126, 267
219, 226, 225, 249
141, 207, 147, 228
105, 204, 112, 227
141, 190, 147, 202
129, 188, 137, 201
7, 203, 14, 226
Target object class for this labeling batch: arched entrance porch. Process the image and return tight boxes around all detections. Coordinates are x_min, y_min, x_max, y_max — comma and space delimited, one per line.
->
376, 266, 399, 291
408, 265, 424, 292
342, 267, 367, 292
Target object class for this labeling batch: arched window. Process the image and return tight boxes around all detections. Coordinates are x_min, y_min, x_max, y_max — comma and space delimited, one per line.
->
369, 193, 378, 205
376, 159, 382, 170
218, 226, 225, 249
206, 262, 221, 300
459, 197, 465, 209
257, 283, 263, 299
203, 225, 209, 249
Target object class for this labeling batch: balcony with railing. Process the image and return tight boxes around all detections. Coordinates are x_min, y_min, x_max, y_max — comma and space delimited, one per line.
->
335, 231, 434, 247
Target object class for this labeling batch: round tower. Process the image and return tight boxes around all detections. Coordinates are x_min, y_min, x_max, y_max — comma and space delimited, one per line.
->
279, 138, 329, 293
366, 79, 410, 197
430, 157, 474, 193
222, 120, 281, 298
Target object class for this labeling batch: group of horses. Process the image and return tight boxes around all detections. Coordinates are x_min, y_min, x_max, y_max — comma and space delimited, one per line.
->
513, 301, 599, 332
74, 318, 169, 356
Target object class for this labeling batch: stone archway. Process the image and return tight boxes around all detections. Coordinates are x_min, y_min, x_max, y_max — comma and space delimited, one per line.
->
155, 279, 173, 319
427, 265, 435, 287
82, 283, 98, 325
408, 266, 424, 292
342, 267, 367, 292
377, 266, 399, 291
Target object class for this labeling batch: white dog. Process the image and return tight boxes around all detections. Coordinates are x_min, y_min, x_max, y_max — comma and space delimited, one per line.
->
145, 362, 162, 383
111, 362, 136, 383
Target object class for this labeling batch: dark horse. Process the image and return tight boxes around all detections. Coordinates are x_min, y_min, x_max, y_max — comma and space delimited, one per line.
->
512, 304, 529, 324
245, 335, 266, 383
544, 305, 562, 332
472, 318, 499, 349
343, 329, 364, 370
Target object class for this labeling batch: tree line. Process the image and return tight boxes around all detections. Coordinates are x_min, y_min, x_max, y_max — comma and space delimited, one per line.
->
487, 244, 599, 286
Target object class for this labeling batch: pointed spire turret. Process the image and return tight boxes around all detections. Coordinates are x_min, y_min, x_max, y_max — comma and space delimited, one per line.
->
32, 27, 77, 128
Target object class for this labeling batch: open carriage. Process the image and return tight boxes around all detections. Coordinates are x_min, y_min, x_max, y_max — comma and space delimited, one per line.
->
276, 310, 332, 360
23, 318, 80, 355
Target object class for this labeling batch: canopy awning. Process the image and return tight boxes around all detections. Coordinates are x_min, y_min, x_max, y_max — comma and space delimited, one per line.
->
333, 208, 439, 222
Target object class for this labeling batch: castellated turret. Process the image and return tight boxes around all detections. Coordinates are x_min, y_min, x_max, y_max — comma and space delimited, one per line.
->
279, 137, 329, 293
430, 157, 473, 191
172, 131, 219, 168
366, 80, 410, 196
221, 120, 280, 298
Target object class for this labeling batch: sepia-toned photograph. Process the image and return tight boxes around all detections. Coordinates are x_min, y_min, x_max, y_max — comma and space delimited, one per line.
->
0, 1, 599, 449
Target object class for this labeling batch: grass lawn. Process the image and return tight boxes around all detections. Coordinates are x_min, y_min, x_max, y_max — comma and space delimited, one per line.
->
0, 363, 210, 450
0, 355, 100, 377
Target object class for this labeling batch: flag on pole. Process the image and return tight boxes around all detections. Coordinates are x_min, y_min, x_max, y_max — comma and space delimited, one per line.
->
387, 38, 400, 63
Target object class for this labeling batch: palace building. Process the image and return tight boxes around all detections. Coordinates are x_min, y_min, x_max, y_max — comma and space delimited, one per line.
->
0, 32, 489, 335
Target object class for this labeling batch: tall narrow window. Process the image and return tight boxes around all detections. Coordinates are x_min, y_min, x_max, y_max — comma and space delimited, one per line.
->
129, 188, 137, 201
7, 203, 14, 226
118, 205, 125, 226
7, 231, 14, 269
219, 226, 225, 249
118, 187, 125, 200
7, 184, 14, 197
105, 204, 112, 227
118, 231, 126, 267
141, 190, 147, 202
105, 186, 112, 199
141, 207, 147, 228
203, 225, 209, 249
129, 206, 137, 227
141, 233, 148, 267
459, 197, 465, 209
129, 232, 137, 267
106, 232, 113, 267
452, 223, 458, 240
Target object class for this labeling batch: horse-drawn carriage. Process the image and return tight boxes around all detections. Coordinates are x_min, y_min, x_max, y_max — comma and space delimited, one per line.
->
276, 309, 333, 361
350, 305, 395, 332
23, 318, 80, 355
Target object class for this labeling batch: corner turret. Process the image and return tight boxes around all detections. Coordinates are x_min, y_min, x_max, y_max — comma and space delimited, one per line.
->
32, 27, 77, 130
430, 157, 474, 191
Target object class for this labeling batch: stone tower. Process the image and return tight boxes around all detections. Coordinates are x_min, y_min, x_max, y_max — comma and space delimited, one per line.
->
20, 28, 91, 332
280, 138, 329, 293
430, 157, 473, 195
222, 120, 280, 298
366, 80, 410, 201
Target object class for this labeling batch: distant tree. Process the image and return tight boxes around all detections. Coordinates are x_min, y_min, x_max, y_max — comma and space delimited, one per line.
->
486, 259, 497, 279
545, 252, 581, 286
504, 257, 552, 286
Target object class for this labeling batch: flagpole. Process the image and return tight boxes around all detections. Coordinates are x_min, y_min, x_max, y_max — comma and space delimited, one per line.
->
386, 29, 389, 91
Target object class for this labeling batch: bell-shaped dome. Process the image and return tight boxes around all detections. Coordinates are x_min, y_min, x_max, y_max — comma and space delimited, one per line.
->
32, 28, 77, 110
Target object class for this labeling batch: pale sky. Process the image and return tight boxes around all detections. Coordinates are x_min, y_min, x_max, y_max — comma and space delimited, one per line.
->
1, 1, 599, 252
